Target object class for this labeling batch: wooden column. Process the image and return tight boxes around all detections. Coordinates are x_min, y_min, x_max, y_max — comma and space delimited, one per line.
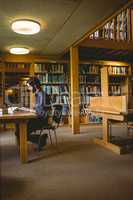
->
114, 17, 117, 40
19, 121, 28, 163
131, 9, 133, 42
121, 66, 130, 107
1, 65, 5, 106
103, 117, 109, 142
101, 66, 109, 143
29, 62, 35, 109
127, 8, 131, 42
101, 66, 109, 97
70, 46, 80, 134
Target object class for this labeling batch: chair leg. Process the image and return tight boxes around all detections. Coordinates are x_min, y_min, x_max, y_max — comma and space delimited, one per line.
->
109, 121, 112, 141
48, 130, 53, 145
38, 130, 43, 146
53, 129, 58, 146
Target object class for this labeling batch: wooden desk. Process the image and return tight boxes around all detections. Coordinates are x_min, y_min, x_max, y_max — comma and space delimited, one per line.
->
87, 96, 133, 154
0, 112, 36, 163
88, 107, 133, 154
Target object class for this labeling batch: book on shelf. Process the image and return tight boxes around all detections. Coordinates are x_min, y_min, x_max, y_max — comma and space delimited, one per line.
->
43, 85, 69, 95
5, 62, 30, 73
51, 95, 69, 105
108, 66, 128, 75
34, 63, 66, 73
37, 73, 67, 83
79, 64, 99, 74
20, 85, 30, 107
109, 85, 121, 96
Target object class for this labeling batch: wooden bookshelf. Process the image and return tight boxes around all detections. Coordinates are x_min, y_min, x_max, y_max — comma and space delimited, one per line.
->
108, 65, 129, 96
79, 61, 131, 124
1, 62, 31, 108
34, 62, 70, 118
79, 63, 101, 124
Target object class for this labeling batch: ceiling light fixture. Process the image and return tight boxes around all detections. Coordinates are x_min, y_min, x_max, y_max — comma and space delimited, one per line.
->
9, 47, 30, 55
11, 19, 40, 35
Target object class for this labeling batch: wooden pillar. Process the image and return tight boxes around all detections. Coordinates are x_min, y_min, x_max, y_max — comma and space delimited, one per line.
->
101, 67, 109, 97
102, 117, 109, 142
19, 121, 28, 163
101, 66, 109, 143
1, 64, 5, 106
29, 62, 35, 109
114, 17, 117, 40
131, 9, 133, 42
70, 46, 80, 134
127, 8, 131, 42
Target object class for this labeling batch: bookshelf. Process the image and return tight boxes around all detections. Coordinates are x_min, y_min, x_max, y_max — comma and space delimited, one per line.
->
79, 62, 130, 124
0, 70, 2, 106
108, 65, 129, 96
34, 62, 69, 118
130, 64, 133, 96
2, 62, 31, 107
79, 63, 101, 124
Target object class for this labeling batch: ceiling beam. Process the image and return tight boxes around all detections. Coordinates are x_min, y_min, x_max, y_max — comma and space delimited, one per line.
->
79, 39, 133, 51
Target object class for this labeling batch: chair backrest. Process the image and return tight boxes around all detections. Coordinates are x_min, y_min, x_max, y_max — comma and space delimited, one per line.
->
52, 104, 63, 126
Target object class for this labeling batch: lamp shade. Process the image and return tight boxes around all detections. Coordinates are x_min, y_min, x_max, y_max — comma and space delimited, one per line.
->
9, 47, 30, 55
11, 20, 40, 35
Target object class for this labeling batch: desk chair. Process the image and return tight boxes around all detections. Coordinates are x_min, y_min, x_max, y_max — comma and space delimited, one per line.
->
38, 104, 63, 150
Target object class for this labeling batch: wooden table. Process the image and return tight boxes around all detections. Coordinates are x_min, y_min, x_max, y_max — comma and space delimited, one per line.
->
88, 107, 133, 154
0, 112, 36, 163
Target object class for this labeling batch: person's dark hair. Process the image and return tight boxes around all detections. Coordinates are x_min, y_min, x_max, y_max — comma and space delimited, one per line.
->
27, 76, 41, 93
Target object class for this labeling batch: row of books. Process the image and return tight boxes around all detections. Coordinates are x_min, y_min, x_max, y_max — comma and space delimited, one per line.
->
108, 66, 128, 75
80, 105, 102, 123
79, 64, 99, 74
5, 63, 30, 73
80, 95, 90, 105
51, 95, 69, 105
109, 85, 121, 96
80, 75, 100, 83
34, 63, 66, 73
20, 86, 30, 107
37, 74, 67, 83
43, 85, 69, 95
80, 85, 100, 95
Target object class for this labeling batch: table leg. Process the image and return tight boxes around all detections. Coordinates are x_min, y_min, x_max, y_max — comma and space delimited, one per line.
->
19, 122, 28, 163
103, 117, 109, 142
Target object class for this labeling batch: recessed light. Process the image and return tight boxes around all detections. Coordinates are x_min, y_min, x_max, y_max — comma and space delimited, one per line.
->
9, 47, 30, 55
11, 19, 40, 35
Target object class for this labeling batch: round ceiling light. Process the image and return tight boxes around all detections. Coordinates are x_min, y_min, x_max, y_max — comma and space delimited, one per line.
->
11, 20, 40, 35
9, 47, 30, 55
